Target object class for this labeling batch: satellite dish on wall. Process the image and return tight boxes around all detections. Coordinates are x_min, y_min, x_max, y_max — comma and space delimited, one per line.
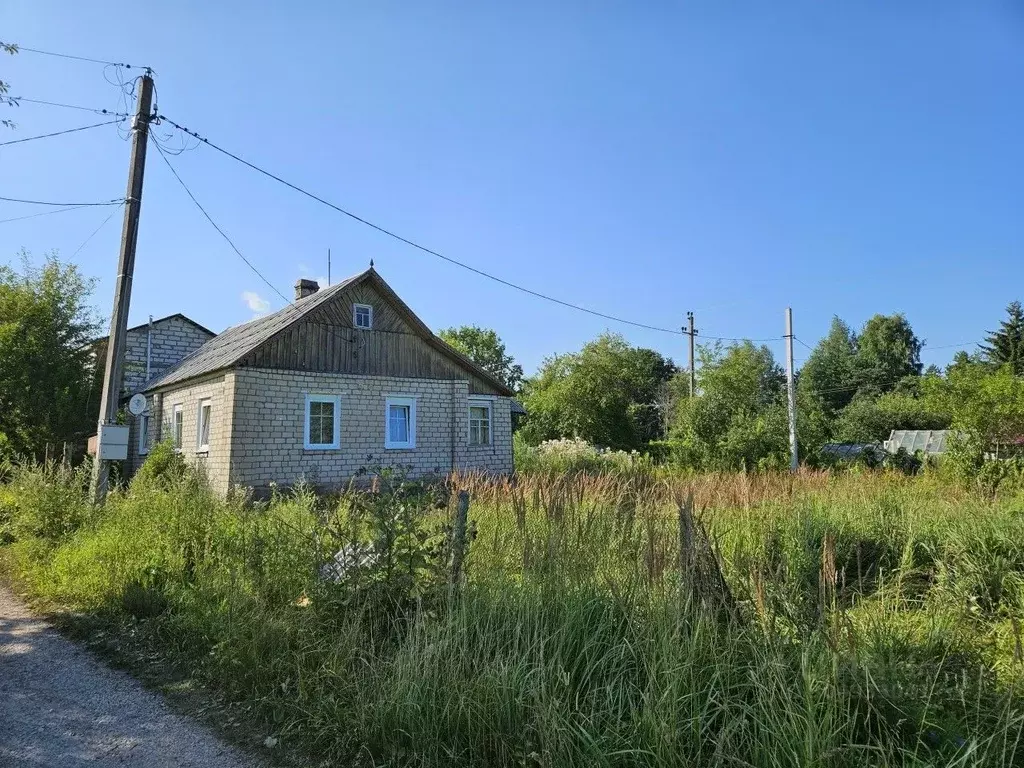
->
128, 394, 148, 416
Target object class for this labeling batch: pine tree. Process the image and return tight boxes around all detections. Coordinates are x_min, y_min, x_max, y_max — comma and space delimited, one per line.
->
981, 301, 1024, 375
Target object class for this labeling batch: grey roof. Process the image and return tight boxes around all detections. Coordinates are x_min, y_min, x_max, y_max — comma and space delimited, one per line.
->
142, 269, 515, 397
95, 312, 216, 344
511, 399, 527, 415
884, 430, 951, 455
821, 443, 883, 460
143, 272, 364, 391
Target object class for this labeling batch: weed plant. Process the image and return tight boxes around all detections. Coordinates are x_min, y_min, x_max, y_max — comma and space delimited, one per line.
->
2, 446, 1023, 766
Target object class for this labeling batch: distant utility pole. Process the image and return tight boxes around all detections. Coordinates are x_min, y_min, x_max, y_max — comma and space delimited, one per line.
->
684, 312, 698, 397
785, 307, 798, 472
90, 71, 155, 504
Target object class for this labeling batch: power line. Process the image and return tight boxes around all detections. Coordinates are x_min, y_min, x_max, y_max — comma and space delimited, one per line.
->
923, 340, 982, 351
700, 333, 782, 343
794, 335, 980, 356
70, 205, 123, 259
802, 379, 917, 398
12, 96, 130, 118
150, 138, 290, 304
0, 195, 124, 207
793, 336, 815, 352
6, 44, 144, 70
799, 353, 983, 399
0, 118, 124, 147
158, 113, 751, 339
0, 204, 96, 224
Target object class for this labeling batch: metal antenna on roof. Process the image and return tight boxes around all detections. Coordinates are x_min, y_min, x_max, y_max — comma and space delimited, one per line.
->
327, 248, 331, 286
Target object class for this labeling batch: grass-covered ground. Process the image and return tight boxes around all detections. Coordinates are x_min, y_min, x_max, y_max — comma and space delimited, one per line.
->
2, 452, 1023, 767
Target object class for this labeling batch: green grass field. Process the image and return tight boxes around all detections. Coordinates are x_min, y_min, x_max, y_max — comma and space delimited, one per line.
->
2, 456, 1023, 767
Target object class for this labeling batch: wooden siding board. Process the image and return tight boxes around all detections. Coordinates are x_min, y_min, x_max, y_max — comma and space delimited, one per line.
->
229, 275, 507, 395
239, 323, 503, 394
307, 283, 409, 334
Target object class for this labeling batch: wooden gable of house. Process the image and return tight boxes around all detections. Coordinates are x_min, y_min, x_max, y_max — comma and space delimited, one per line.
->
236, 277, 507, 396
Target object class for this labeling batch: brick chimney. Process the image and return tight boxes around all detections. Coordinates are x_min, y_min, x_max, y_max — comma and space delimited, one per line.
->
295, 278, 319, 300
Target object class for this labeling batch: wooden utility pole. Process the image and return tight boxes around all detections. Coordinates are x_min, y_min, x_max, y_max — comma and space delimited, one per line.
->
685, 312, 698, 397
90, 71, 154, 504
785, 307, 798, 472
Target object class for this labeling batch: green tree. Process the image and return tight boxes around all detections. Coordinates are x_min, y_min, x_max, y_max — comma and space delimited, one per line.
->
923, 364, 1024, 477
798, 313, 922, 421
438, 325, 524, 392
855, 313, 922, 393
671, 342, 789, 470
833, 390, 950, 444
1, 40, 18, 129
946, 349, 987, 377
520, 333, 675, 450
797, 317, 859, 416
980, 301, 1024, 375
795, 389, 832, 461
0, 252, 100, 458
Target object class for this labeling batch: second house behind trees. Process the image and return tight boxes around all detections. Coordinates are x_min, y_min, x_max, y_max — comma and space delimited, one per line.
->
126, 267, 517, 494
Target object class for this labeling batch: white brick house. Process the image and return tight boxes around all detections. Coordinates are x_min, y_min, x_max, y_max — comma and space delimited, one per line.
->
130, 268, 518, 494
93, 313, 215, 398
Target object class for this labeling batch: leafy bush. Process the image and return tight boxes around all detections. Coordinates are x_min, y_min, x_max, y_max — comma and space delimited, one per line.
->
514, 435, 648, 474
976, 456, 1024, 498
1, 460, 90, 545
131, 439, 188, 489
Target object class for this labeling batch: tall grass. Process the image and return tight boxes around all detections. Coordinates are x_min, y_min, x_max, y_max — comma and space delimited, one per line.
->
2, 456, 1023, 766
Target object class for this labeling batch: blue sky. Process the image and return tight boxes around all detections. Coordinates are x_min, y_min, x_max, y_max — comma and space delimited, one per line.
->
2, 2, 1022, 375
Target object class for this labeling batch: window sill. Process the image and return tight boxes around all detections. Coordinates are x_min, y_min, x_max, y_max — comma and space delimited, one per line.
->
195, 450, 209, 457
303, 446, 341, 452
384, 446, 416, 451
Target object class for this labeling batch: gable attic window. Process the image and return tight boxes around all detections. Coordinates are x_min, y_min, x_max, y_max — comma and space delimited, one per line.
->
305, 394, 341, 450
196, 399, 212, 452
353, 304, 373, 329
385, 396, 416, 449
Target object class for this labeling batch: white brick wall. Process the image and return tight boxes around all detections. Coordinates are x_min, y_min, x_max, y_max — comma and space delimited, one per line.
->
126, 374, 234, 495
228, 368, 513, 490
128, 367, 513, 494
121, 317, 213, 395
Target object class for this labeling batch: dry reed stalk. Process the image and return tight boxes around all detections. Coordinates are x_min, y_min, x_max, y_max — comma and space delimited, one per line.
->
752, 567, 766, 621
678, 490, 695, 596
820, 530, 838, 640
1013, 617, 1023, 666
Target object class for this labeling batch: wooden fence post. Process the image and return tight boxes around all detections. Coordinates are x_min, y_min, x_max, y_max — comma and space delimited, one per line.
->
678, 490, 694, 605
450, 490, 470, 594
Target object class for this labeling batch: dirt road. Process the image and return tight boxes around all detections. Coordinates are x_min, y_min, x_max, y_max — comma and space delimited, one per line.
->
0, 586, 259, 767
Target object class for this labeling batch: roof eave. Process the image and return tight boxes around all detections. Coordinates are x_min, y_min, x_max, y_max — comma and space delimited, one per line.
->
143, 267, 516, 398
362, 270, 515, 397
